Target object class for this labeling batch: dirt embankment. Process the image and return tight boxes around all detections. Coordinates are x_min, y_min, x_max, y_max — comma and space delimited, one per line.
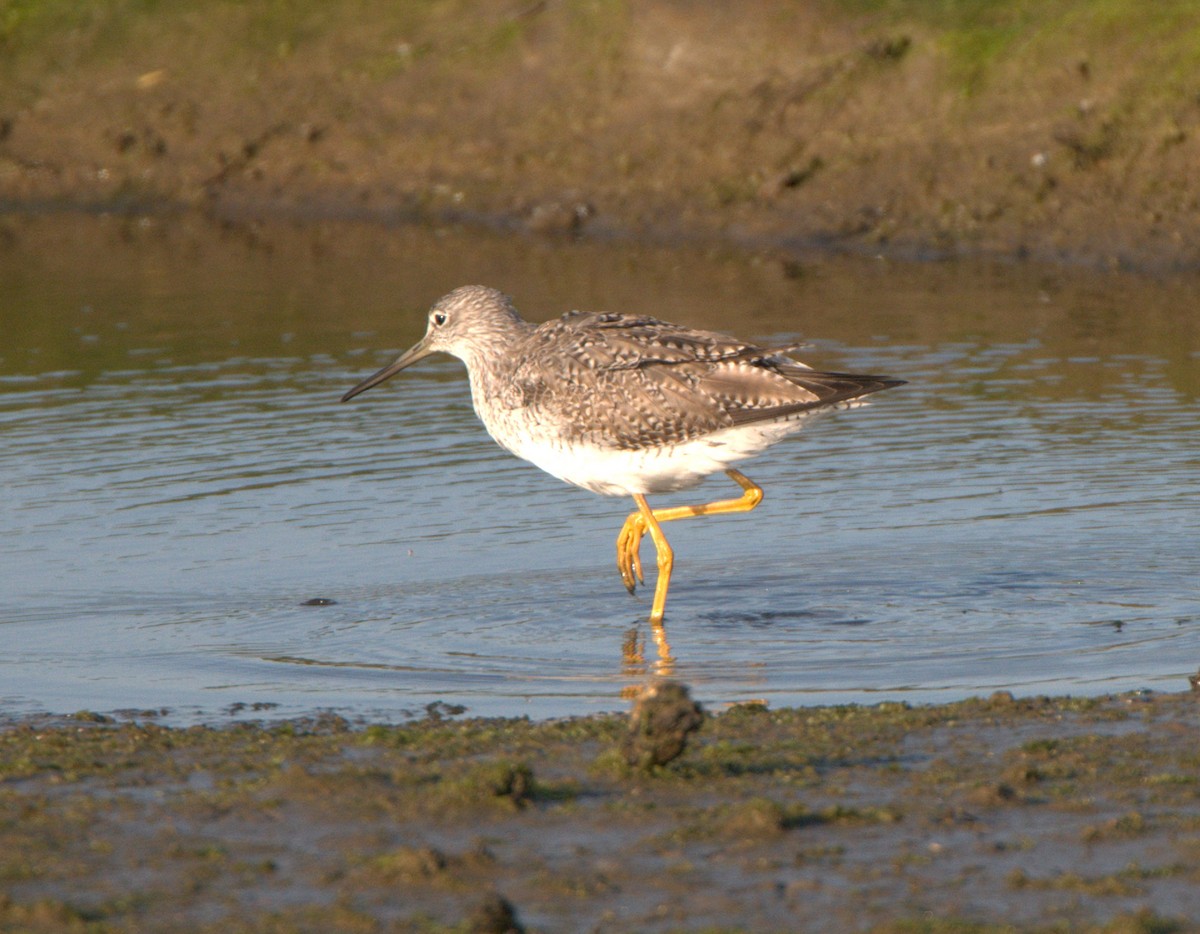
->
2, 1, 1200, 269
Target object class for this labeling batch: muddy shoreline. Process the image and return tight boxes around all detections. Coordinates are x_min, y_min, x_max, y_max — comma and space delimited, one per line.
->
3, 689, 1200, 932
4, 2, 1200, 271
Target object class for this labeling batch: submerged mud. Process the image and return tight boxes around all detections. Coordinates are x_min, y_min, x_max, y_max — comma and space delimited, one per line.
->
2, 690, 1199, 932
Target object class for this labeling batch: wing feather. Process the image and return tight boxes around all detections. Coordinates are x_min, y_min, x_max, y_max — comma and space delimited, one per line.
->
510, 311, 902, 448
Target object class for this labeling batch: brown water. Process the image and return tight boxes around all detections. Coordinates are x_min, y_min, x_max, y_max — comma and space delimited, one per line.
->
1, 213, 1197, 723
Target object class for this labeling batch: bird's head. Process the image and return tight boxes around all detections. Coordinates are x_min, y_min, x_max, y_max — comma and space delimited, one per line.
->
341, 285, 523, 402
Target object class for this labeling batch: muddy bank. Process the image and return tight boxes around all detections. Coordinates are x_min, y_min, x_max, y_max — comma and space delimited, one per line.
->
2, 1, 1200, 269
2, 689, 1200, 932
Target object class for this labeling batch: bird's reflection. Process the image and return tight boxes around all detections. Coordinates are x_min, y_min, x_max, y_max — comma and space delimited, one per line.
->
621, 621, 675, 697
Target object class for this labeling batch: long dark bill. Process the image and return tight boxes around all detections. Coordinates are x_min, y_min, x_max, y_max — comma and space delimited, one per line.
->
340, 338, 435, 403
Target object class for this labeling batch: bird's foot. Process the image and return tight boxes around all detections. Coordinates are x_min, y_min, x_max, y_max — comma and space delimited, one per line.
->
616, 512, 647, 594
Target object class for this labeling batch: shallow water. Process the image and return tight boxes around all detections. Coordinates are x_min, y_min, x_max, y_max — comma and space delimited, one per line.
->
1, 214, 1197, 724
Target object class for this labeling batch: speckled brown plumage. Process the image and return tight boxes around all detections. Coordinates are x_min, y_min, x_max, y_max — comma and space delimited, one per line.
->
342, 285, 903, 496
507, 309, 899, 451
342, 285, 904, 627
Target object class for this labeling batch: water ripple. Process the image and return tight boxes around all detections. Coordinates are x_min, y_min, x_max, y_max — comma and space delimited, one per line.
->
2, 229, 1198, 723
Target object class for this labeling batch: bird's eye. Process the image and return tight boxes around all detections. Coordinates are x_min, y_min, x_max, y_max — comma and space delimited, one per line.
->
433, 312, 447, 326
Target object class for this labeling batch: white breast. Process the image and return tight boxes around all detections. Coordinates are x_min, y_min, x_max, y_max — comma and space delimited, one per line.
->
493, 417, 817, 496
468, 366, 865, 496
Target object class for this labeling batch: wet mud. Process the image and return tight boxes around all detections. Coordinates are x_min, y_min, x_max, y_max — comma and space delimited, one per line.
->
3, 689, 1200, 932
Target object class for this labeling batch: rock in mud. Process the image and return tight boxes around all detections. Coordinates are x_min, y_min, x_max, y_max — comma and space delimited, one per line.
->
466, 892, 525, 934
622, 680, 705, 770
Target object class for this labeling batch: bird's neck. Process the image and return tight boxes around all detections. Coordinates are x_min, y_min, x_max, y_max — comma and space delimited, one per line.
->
461, 321, 534, 424
457, 318, 533, 373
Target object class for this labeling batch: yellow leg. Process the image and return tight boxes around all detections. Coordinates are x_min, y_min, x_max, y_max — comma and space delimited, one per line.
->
616, 510, 646, 594
615, 468, 764, 622
634, 493, 673, 625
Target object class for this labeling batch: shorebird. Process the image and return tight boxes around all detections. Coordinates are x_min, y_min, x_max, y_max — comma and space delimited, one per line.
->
342, 285, 902, 627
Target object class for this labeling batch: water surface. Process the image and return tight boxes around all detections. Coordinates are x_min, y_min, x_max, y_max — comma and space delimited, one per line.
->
1, 214, 1197, 723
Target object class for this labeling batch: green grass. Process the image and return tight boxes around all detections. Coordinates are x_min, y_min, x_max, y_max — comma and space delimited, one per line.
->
816, 0, 1200, 97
